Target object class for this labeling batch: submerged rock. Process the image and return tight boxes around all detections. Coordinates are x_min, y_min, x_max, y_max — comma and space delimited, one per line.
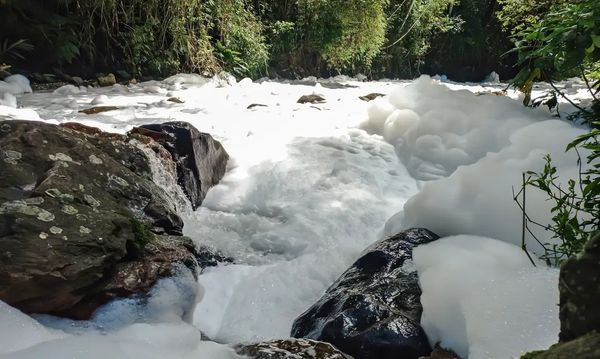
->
237, 338, 353, 359
0, 120, 197, 319
359, 93, 385, 101
297, 94, 326, 104
136, 122, 229, 210
291, 228, 439, 359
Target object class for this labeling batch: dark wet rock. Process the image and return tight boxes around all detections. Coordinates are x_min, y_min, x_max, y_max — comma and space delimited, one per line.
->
359, 93, 385, 101
520, 332, 600, 359
297, 94, 326, 104
559, 233, 600, 341
136, 122, 229, 210
194, 245, 235, 270
0, 120, 196, 318
237, 338, 353, 359
291, 228, 439, 359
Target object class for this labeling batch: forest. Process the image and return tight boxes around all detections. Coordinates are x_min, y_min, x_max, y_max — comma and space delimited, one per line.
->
1, 0, 595, 82
0, 1, 599, 359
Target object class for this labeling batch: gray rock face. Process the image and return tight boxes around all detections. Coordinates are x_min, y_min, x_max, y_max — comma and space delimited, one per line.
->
0, 120, 197, 319
237, 339, 353, 359
136, 122, 229, 210
291, 228, 439, 359
559, 233, 600, 342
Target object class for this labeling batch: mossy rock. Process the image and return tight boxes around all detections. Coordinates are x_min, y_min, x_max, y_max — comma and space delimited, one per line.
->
520, 332, 600, 359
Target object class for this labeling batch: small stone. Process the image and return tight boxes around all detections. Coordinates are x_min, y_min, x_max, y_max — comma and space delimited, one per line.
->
79, 226, 91, 234
62, 236, 68, 241
297, 94, 326, 104
62, 205, 79, 215
39, 232, 48, 240
37, 210, 55, 222
45, 188, 62, 198
49, 153, 73, 162
59, 193, 75, 203
108, 174, 129, 187
25, 197, 44, 205
49, 226, 63, 235
83, 194, 101, 208
89, 154, 103, 165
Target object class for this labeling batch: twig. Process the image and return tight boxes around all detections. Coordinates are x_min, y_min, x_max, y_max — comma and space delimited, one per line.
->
548, 79, 588, 113
519, 173, 537, 267
580, 67, 598, 101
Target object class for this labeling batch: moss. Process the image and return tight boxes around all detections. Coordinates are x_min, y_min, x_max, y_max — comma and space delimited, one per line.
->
520, 350, 545, 359
130, 218, 155, 247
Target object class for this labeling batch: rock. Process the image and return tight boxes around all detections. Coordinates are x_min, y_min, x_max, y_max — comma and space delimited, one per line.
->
136, 122, 229, 210
71, 76, 84, 86
79, 106, 120, 115
97, 73, 117, 87
247, 103, 268, 109
0, 120, 196, 319
419, 346, 461, 359
359, 93, 385, 101
237, 339, 353, 359
559, 233, 600, 341
194, 245, 235, 270
298, 94, 326, 104
116, 70, 132, 82
475, 90, 507, 96
167, 97, 185, 104
520, 332, 600, 359
291, 228, 439, 359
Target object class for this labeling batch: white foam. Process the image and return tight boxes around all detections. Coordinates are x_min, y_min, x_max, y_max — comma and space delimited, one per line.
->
414, 236, 559, 359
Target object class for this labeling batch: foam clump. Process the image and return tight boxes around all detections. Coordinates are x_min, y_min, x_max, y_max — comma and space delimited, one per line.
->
396, 120, 586, 253
0, 74, 32, 95
361, 75, 548, 180
0, 92, 17, 107
0, 269, 240, 359
53, 84, 87, 96
413, 235, 559, 359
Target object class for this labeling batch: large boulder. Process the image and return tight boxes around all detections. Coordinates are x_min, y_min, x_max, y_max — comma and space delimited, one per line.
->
135, 121, 229, 210
291, 228, 439, 359
237, 338, 353, 359
559, 233, 600, 341
0, 120, 197, 319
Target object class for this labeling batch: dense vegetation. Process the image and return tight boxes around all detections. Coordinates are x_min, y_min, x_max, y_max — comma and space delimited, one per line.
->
0, 0, 574, 81
511, 0, 599, 264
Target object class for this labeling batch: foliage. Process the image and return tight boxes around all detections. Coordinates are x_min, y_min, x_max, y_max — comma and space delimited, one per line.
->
375, 0, 458, 78
424, 0, 516, 81
496, 0, 566, 35
509, 0, 600, 264
210, 0, 269, 77
511, 0, 600, 106
130, 218, 155, 248
0, 39, 34, 64
517, 126, 599, 265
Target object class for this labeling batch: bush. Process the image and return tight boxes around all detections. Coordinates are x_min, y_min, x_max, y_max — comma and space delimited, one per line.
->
511, 0, 600, 264
374, 0, 458, 78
